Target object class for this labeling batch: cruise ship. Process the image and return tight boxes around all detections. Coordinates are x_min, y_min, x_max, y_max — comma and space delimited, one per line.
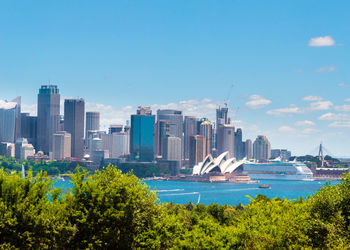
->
243, 159, 314, 181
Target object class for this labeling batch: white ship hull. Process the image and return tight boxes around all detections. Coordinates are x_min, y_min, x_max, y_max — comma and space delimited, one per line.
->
246, 173, 313, 181
243, 161, 314, 181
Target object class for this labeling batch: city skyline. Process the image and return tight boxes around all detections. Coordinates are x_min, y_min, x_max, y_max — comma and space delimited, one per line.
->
0, 1, 349, 156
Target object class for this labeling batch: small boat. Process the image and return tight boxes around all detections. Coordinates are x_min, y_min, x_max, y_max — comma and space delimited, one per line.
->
259, 184, 270, 189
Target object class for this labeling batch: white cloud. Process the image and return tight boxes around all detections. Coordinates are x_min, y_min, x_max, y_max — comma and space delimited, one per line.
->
338, 83, 350, 88
245, 95, 271, 109
307, 101, 333, 111
345, 98, 350, 102
278, 126, 295, 133
302, 128, 320, 134
22, 103, 37, 115
334, 105, 350, 112
318, 113, 350, 121
302, 96, 323, 101
309, 36, 335, 47
266, 105, 303, 116
0, 100, 17, 109
329, 121, 350, 128
295, 120, 315, 126
315, 66, 335, 72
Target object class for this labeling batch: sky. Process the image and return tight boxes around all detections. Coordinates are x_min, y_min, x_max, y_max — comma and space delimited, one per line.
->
0, 0, 349, 156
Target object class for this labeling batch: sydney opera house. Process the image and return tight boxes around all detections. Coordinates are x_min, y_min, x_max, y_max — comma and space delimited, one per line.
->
192, 151, 245, 176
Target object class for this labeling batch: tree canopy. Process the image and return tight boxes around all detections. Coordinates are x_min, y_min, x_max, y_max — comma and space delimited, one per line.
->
0, 165, 349, 248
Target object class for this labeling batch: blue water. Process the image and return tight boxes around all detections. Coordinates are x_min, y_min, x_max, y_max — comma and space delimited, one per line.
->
54, 179, 339, 206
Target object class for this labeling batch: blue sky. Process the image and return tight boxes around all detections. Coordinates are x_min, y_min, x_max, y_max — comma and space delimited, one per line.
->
0, 0, 349, 156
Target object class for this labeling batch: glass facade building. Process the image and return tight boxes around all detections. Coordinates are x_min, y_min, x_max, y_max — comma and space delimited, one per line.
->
130, 107, 155, 162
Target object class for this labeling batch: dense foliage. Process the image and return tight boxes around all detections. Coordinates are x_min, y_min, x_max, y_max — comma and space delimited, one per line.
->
0, 156, 83, 176
0, 165, 349, 248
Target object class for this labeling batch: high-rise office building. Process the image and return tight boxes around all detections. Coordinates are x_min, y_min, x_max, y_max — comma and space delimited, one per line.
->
12, 97, 21, 140
112, 132, 130, 158
245, 139, 253, 159
253, 135, 271, 161
109, 124, 123, 134
53, 131, 71, 160
21, 113, 37, 149
200, 121, 212, 158
154, 120, 170, 157
189, 135, 204, 167
216, 106, 229, 126
130, 106, 155, 162
64, 98, 85, 159
85, 112, 100, 139
234, 128, 244, 160
157, 109, 183, 159
271, 149, 291, 161
162, 136, 182, 162
37, 85, 60, 155
216, 124, 234, 157
183, 116, 197, 160
0, 100, 19, 143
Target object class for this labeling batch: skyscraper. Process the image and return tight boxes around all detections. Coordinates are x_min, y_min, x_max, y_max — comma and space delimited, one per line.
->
200, 121, 212, 158
154, 120, 170, 157
234, 128, 244, 160
112, 132, 130, 158
245, 139, 253, 159
216, 106, 229, 126
37, 85, 60, 154
53, 131, 71, 160
64, 98, 85, 159
0, 100, 19, 143
156, 109, 183, 159
216, 124, 234, 157
253, 135, 271, 161
130, 106, 155, 162
183, 116, 197, 160
162, 136, 182, 162
21, 113, 37, 149
190, 135, 204, 167
85, 112, 100, 139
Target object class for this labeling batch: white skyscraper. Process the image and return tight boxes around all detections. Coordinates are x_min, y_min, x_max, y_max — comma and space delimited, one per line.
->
112, 132, 130, 158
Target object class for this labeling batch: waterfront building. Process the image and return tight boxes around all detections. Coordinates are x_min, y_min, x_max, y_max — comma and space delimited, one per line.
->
245, 139, 253, 159
189, 135, 204, 167
53, 131, 71, 160
15, 138, 35, 160
234, 128, 244, 160
183, 116, 197, 160
253, 135, 271, 161
85, 112, 100, 139
21, 113, 37, 149
271, 149, 291, 161
216, 124, 234, 157
0, 100, 19, 143
64, 98, 85, 159
200, 121, 212, 158
37, 85, 60, 155
112, 132, 130, 158
130, 106, 155, 162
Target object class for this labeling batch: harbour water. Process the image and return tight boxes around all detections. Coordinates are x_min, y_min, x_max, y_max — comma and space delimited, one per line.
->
55, 179, 340, 206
